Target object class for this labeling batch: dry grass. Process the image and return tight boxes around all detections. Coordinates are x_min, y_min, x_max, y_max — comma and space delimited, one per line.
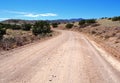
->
0, 29, 56, 51
70, 19, 120, 60
97, 19, 120, 27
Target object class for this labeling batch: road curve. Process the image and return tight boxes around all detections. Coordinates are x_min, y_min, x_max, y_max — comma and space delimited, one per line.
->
0, 30, 120, 83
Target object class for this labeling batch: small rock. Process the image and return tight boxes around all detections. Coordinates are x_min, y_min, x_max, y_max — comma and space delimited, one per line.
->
49, 79, 52, 82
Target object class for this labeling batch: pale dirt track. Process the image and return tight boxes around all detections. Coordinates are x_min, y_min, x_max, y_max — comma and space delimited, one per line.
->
0, 30, 120, 83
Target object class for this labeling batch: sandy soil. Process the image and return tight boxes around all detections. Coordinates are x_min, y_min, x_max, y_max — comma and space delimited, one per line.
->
0, 30, 120, 83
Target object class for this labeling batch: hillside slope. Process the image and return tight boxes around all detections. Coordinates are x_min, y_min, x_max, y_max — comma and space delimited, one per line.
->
73, 19, 120, 60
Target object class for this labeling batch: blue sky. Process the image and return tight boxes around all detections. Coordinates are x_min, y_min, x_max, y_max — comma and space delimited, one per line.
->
0, 0, 120, 20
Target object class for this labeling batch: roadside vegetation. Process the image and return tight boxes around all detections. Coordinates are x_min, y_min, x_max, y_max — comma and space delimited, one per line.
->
111, 16, 120, 21
51, 23, 59, 28
0, 21, 53, 50
79, 19, 97, 28
77, 17, 120, 44
0, 26, 6, 39
65, 23, 74, 29
32, 21, 51, 35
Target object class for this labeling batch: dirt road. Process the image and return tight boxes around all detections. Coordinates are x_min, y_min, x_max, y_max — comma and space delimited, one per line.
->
0, 30, 120, 83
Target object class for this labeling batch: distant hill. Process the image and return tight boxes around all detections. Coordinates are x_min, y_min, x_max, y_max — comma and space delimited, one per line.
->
49, 18, 83, 23
1, 19, 36, 25
0, 18, 83, 25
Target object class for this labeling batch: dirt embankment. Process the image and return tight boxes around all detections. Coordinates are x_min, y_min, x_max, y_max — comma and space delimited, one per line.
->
72, 24, 120, 60
85, 32, 120, 60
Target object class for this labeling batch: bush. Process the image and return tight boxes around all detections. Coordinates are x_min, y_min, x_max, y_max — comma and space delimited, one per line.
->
0, 27, 6, 39
112, 16, 120, 21
86, 19, 96, 24
108, 18, 112, 20
79, 19, 97, 28
22, 24, 32, 31
52, 23, 58, 28
65, 23, 74, 29
11, 24, 21, 30
32, 21, 51, 35
0, 23, 15, 29
79, 20, 86, 25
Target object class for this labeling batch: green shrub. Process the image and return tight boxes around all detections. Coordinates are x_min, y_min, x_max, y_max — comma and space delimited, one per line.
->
52, 23, 58, 28
0, 27, 6, 39
79, 20, 86, 25
1, 24, 12, 29
0, 23, 22, 30
32, 21, 51, 35
11, 24, 21, 30
86, 19, 96, 24
108, 18, 112, 20
22, 24, 32, 31
65, 23, 74, 29
0, 23, 7, 29
112, 16, 120, 21
101, 17, 105, 19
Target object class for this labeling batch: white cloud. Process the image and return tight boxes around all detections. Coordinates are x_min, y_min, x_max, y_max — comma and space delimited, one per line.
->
39, 13, 57, 17
24, 14, 40, 17
24, 13, 57, 17
4, 10, 58, 18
